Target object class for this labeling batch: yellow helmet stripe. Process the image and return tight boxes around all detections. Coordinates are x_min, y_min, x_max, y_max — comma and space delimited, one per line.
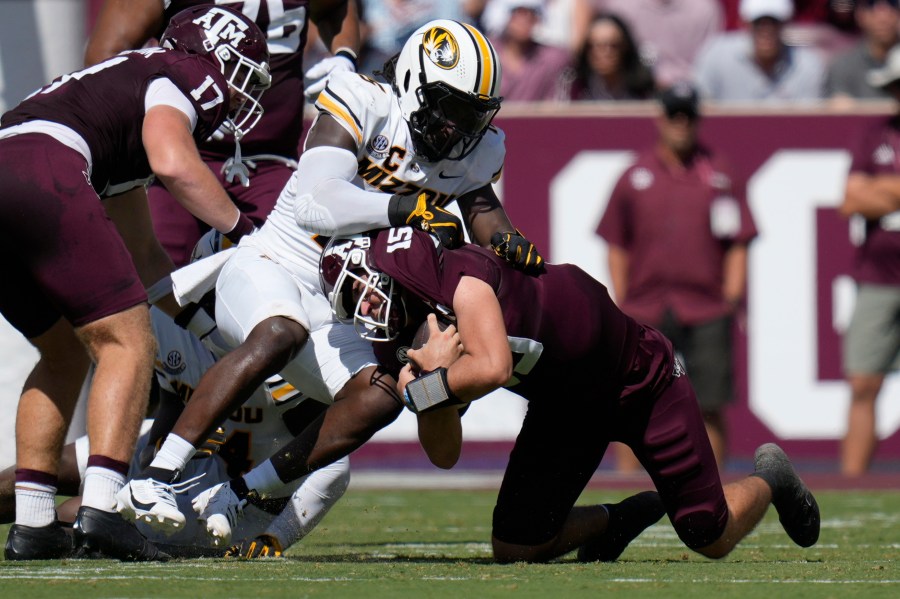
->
316, 89, 362, 144
462, 23, 496, 96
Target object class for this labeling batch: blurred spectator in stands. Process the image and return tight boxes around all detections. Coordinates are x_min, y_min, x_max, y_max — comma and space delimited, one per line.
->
356, 0, 467, 76
693, 0, 826, 102
464, 0, 490, 25
487, 0, 572, 101
825, 0, 900, 102
596, 82, 758, 471
597, 0, 724, 90
564, 13, 656, 101
534, 0, 593, 55
722, 0, 859, 36
837, 47, 900, 476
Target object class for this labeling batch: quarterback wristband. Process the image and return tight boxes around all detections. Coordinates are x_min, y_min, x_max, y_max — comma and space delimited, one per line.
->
403, 368, 463, 414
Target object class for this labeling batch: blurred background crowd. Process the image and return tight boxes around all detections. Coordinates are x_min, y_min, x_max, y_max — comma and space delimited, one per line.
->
333, 0, 896, 106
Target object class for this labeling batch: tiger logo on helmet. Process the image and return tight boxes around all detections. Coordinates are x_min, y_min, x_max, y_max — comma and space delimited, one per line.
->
422, 27, 460, 70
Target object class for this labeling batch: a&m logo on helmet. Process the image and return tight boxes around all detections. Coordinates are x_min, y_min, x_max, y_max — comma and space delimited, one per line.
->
192, 6, 249, 51
422, 27, 459, 70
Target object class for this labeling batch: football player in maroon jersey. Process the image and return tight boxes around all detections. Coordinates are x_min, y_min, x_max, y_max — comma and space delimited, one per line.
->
85, 0, 361, 267
304, 227, 820, 563
0, 5, 270, 561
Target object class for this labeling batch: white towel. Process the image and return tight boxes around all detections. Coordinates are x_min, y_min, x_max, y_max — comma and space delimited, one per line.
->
171, 247, 236, 306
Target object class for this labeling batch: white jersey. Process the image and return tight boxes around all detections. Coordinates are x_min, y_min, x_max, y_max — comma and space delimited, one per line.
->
150, 307, 327, 474
76, 308, 349, 555
249, 70, 506, 279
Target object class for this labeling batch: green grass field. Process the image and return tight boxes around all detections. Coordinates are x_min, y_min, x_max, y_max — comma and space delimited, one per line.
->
1, 487, 898, 598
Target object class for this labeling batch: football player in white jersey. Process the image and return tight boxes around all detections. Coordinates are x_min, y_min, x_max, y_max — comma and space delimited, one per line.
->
117, 19, 545, 545
122, 307, 350, 557
0, 305, 349, 558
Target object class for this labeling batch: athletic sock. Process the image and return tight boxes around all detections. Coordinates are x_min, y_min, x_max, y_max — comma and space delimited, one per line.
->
148, 433, 196, 475
81, 456, 129, 512
14, 469, 57, 527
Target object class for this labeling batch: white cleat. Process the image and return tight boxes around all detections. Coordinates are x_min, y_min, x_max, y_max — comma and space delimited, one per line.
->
192, 481, 247, 546
115, 478, 186, 534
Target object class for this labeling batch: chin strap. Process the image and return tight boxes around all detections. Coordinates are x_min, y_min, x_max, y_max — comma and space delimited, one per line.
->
223, 133, 251, 187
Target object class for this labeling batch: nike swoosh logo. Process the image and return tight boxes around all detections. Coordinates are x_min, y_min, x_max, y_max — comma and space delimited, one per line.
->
130, 489, 157, 511
438, 171, 461, 179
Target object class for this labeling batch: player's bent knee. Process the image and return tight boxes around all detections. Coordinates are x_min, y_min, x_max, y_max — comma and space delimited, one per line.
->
672, 507, 727, 552
247, 317, 308, 364
491, 535, 555, 564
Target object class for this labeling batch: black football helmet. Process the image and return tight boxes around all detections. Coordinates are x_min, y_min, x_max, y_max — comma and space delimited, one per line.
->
160, 5, 272, 139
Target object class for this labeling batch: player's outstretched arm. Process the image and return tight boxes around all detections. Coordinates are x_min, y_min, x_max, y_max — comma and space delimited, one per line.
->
143, 105, 250, 238
84, 0, 165, 66
457, 185, 545, 273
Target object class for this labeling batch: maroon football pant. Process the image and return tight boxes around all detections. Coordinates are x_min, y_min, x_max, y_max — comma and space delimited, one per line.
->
0, 134, 146, 337
492, 327, 728, 549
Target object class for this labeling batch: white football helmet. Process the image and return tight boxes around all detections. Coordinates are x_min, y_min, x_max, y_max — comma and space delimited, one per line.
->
160, 5, 272, 139
388, 19, 502, 162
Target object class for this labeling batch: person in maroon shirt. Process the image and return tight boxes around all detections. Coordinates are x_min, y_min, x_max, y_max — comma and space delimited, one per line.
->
303, 226, 818, 563
0, 5, 270, 561
596, 82, 757, 471
85, 0, 361, 267
838, 47, 900, 476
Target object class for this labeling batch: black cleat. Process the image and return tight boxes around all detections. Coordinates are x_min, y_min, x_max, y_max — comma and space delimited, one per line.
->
752, 443, 820, 548
578, 490, 666, 562
73, 506, 170, 562
4, 521, 73, 560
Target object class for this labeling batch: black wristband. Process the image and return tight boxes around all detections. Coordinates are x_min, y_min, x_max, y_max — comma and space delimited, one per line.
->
224, 213, 255, 244
387, 194, 411, 227
335, 48, 358, 70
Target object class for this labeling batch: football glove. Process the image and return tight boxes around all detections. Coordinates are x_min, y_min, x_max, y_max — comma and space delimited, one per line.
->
224, 533, 284, 558
490, 230, 545, 274
304, 52, 356, 101
388, 192, 463, 249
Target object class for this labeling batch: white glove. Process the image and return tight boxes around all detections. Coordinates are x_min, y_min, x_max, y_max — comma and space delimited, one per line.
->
304, 54, 356, 101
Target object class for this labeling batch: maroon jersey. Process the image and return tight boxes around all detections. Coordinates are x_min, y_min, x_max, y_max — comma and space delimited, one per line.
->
847, 116, 900, 285
370, 228, 643, 399
366, 229, 726, 549
163, 0, 310, 159
0, 48, 229, 196
596, 145, 757, 325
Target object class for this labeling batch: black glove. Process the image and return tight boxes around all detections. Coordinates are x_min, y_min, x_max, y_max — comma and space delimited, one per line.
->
490, 230, 545, 274
224, 533, 284, 558
388, 192, 463, 248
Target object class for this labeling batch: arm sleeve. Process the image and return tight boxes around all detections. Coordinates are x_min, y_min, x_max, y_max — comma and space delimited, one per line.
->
292, 145, 394, 235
